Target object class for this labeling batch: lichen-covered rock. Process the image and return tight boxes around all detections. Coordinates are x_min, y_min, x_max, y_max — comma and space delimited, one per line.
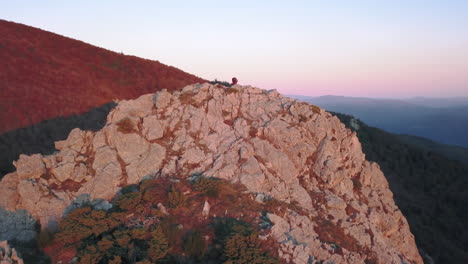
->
13, 154, 45, 180
0, 83, 422, 263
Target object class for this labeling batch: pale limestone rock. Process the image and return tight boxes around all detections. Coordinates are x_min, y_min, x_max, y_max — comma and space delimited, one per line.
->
13, 154, 45, 180
126, 144, 166, 184
202, 200, 210, 217
180, 147, 206, 165
79, 162, 122, 201
93, 146, 119, 174
109, 94, 153, 123
16, 179, 70, 231
157, 203, 169, 215
0, 241, 24, 264
0, 174, 19, 211
92, 131, 107, 151
0, 83, 422, 264
54, 128, 86, 152
72, 163, 89, 182
153, 89, 172, 109
51, 148, 79, 182
143, 115, 164, 140
325, 194, 347, 210
110, 132, 150, 164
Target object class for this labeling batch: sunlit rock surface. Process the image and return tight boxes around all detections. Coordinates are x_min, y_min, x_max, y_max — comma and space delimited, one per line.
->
0, 83, 422, 263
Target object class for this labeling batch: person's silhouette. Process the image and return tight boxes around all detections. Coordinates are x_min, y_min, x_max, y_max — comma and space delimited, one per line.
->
231, 77, 238, 85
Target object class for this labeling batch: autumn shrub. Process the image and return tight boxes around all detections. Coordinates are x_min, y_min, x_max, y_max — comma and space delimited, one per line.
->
55, 207, 123, 245
147, 226, 169, 261
224, 234, 278, 264
116, 117, 135, 134
77, 245, 102, 264
182, 230, 206, 259
47, 178, 283, 263
192, 176, 221, 198
113, 230, 131, 248
212, 218, 278, 264
167, 185, 186, 208
159, 215, 182, 247
213, 218, 254, 243
115, 191, 142, 211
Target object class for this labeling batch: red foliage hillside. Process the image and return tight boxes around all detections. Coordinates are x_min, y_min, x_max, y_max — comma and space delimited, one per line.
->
0, 19, 207, 133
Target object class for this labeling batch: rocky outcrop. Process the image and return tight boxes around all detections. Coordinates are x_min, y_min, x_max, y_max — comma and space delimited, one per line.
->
0, 241, 24, 264
0, 83, 423, 263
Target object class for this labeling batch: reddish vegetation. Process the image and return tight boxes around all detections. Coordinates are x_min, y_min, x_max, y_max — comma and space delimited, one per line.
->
0, 19, 207, 133
43, 177, 281, 263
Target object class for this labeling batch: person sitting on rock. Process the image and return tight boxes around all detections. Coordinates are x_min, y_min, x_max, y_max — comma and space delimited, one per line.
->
231, 77, 238, 86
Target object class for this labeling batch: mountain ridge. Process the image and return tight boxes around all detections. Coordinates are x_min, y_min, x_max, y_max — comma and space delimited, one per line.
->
0, 19, 207, 134
291, 95, 468, 148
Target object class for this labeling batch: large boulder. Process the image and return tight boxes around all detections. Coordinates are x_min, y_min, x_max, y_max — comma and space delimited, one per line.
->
0, 83, 423, 264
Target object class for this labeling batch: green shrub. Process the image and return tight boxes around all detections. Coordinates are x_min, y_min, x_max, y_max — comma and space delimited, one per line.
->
209, 79, 232, 87
55, 207, 123, 245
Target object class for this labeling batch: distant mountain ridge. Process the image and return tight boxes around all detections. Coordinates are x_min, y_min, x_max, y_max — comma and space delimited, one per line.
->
0, 19, 206, 134
292, 95, 468, 147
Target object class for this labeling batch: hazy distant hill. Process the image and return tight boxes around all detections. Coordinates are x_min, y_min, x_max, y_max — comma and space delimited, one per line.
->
397, 134, 468, 165
0, 19, 206, 134
292, 95, 468, 147
405, 97, 468, 108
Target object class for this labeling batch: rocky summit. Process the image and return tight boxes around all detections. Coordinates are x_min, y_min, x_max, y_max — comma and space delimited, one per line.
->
0, 83, 422, 263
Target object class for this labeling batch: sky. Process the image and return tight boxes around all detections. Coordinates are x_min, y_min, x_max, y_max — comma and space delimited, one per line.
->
1, 0, 468, 98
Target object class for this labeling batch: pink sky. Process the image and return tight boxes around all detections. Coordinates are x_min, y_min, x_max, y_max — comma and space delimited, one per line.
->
2, 1, 468, 98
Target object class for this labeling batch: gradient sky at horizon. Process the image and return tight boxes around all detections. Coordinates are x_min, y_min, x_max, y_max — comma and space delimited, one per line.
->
2, 1, 468, 98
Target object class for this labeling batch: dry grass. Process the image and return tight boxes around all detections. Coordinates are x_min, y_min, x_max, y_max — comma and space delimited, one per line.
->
310, 104, 321, 114
116, 117, 135, 134
225, 87, 239, 94
179, 92, 194, 105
